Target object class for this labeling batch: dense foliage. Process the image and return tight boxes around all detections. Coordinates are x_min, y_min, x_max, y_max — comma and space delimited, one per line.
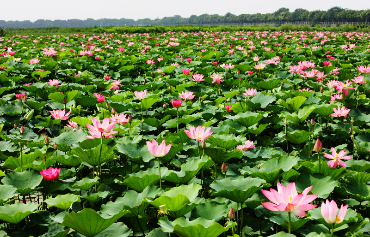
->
0, 29, 370, 236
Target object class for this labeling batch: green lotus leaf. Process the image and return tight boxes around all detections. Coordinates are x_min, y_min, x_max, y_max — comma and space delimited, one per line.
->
190, 202, 227, 221
346, 159, 370, 172
270, 213, 309, 232
62, 208, 130, 237
72, 177, 99, 191
257, 79, 281, 90
312, 104, 337, 117
345, 182, 370, 202
204, 147, 243, 164
298, 105, 316, 122
72, 144, 116, 166
286, 130, 313, 144
94, 222, 132, 237
2, 170, 43, 195
116, 142, 154, 164
162, 183, 202, 202
207, 134, 246, 150
83, 191, 109, 203
278, 96, 306, 112
295, 173, 338, 199
4, 149, 42, 170
0, 202, 38, 224
150, 195, 191, 217
45, 194, 80, 210
0, 185, 17, 204
165, 157, 208, 184
159, 216, 236, 237
101, 185, 161, 216
75, 96, 98, 107
142, 97, 160, 110
122, 167, 169, 192
210, 177, 265, 203
51, 131, 86, 148
226, 111, 265, 128
56, 154, 83, 167
346, 172, 370, 183
25, 100, 47, 111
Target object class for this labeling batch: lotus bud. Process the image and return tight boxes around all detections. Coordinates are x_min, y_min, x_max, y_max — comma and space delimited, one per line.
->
350, 117, 354, 124
44, 136, 49, 145
128, 114, 133, 123
202, 140, 206, 148
20, 125, 25, 134
169, 86, 171, 90
54, 142, 57, 150
311, 119, 315, 126
313, 139, 322, 153
14, 123, 17, 129
350, 126, 353, 134
106, 102, 109, 108
63, 98, 66, 104
228, 207, 235, 220
221, 162, 227, 173
320, 86, 324, 93
163, 103, 166, 108
111, 108, 115, 114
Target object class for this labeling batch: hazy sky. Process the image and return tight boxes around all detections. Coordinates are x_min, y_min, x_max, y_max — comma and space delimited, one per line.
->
1, 0, 369, 22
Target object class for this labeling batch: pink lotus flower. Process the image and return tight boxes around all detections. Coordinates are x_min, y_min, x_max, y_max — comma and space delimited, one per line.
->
243, 88, 257, 97
323, 61, 332, 66
118, 47, 125, 52
236, 140, 255, 151
247, 71, 254, 75
146, 139, 171, 157
331, 106, 350, 119
192, 74, 205, 82
40, 167, 61, 181
95, 56, 101, 60
357, 65, 370, 73
327, 80, 339, 89
110, 113, 129, 125
210, 73, 224, 84
335, 80, 354, 96
85, 117, 118, 139
170, 99, 182, 108
104, 76, 111, 81
225, 105, 233, 112
66, 120, 82, 131
212, 62, 218, 66
261, 182, 318, 217
29, 58, 40, 64
50, 110, 70, 120
24, 83, 32, 86
314, 139, 322, 153
184, 125, 213, 142
146, 60, 155, 65
16, 94, 26, 100
220, 63, 234, 70
352, 76, 366, 84
186, 58, 192, 63
179, 91, 195, 100
182, 70, 191, 75
134, 89, 147, 100
323, 147, 352, 168
254, 63, 266, 70
321, 200, 348, 224
97, 96, 105, 103
48, 79, 61, 86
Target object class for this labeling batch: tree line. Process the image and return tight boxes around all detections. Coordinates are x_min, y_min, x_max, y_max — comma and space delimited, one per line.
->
1, 7, 370, 29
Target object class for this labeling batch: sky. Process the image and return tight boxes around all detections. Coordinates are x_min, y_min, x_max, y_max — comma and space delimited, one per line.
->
1, 0, 369, 22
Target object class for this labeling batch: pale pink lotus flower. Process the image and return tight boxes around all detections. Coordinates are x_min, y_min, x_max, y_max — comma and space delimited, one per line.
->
236, 141, 255, 151
48, 79, 61, 86
331, 106, 350, 118
184, 125, 213, 142
146, 60, 155, 65
316, 71, 327, 81
326, 80, 339, 89
179, 91, 195, 100
67, 120, 82, 131
243, 88, 257, 97
146, 139, 171, 157
323, 147, 352, 168
329, 94, 343, 103
170, 62, 179, 68
254, 63, 266, 70
357, 65, 370, 73
157, 57, 164, 62
29, 58, 40, 64
192, 74, 205, 82
220, 63, 234, 70
85, 117, 118, 139
43, 48, 57, 57
93, 93, 103, 98
50, 110, 70, 120
321, 200, 348, 224
110, 113, 129, 125
261, 182, 318, 217
335, 80, 355, 96
253, 55, 259, 61
134, 89, 147, 100
210, 73, 224, 84
352, 75, 366, 84
329, 67, 340, 75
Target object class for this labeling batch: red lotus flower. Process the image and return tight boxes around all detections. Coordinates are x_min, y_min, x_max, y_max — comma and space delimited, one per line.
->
225, 105, 233, 112
40, 167, 61, 181
170, 99, 182, 108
